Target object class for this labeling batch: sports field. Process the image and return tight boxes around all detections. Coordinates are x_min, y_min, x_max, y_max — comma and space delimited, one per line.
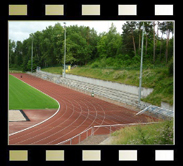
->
9, 73, 159, 145
9, 74, 59, 110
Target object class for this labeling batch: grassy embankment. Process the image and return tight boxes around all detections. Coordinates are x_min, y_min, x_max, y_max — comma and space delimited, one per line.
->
9, 75, 59, 110
9, 67, 23, 73
42, 67, 63, 74
42, 66, 173, 106
111, 120, 173, 145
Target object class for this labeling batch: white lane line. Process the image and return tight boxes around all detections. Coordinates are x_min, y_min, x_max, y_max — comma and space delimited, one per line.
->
9, 74, 60, 136
45, 97, 102, 144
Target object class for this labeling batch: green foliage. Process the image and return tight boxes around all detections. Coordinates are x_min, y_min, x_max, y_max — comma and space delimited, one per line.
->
27, 60, 37, 72
111, 120, 173, 145
90, 60, 100, 68
9, 23, 99, 70
168, 57, 173, 76
9, 21, 173, 72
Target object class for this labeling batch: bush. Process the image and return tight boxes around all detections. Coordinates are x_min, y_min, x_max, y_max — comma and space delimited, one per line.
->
90, 61, 100, 68
132, 55, 140, 65
155, 120, 173, 144
111, 120, 173, 145
100, 58, 107, 67
105, 57, 114, 66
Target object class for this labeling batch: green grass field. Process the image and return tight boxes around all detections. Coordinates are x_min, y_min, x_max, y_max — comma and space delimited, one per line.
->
9, 75, 59, 110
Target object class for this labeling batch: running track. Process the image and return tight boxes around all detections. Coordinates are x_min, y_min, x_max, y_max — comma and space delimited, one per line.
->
9, 73, 157, 145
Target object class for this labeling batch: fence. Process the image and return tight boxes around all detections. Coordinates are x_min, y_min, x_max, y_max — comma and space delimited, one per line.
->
56, 127, 93, 145
57, 122, 159, 145
136, 105, 174, 119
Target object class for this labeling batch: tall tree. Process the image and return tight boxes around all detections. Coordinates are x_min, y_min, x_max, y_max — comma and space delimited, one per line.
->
159, 22, 173, 63
153, 21, 156, 63
156, 21, 160, 52
144, 22, 152, 56
122, 21, 137, 57
159, 22, 166, 61
137, 22, 143, 55
14, 41, 23, 66
9, 39, 16, 65
165, 22, 173, 63
129, 22, 137, 57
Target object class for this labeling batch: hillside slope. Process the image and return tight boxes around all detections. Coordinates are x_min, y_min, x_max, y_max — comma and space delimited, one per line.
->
42, 66, 173, 106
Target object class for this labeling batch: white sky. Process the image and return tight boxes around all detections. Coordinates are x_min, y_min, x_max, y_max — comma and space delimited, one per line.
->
8, 21, 126, 42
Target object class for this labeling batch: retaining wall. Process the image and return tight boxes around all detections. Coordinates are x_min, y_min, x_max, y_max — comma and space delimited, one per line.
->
27, 70, 174, 118
65, 74, 153, 97
27, 70, 155, 108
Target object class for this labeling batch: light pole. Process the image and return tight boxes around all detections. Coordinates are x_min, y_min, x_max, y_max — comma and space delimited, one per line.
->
138, 22, 145, 107
63, 22, 66, 77
31, 36, 33, 73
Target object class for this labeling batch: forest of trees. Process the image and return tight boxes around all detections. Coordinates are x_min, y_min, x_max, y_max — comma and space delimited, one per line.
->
9, 21, 174, 71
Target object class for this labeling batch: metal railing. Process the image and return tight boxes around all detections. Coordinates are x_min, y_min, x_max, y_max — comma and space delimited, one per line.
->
57, 122, 159, 145
57, 127, 93, 145
136, 105, 174, 119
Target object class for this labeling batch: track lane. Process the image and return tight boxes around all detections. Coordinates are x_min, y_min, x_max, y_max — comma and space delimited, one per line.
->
9, 73, 158, 145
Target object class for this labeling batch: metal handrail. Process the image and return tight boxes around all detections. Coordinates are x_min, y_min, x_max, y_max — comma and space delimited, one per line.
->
57, 126, 93, 145
93, 122, 158, 128
136, 105, 174, 117
57, 122, 159, 145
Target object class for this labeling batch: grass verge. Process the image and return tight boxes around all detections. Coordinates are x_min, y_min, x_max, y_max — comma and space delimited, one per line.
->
42, 67, 63, 74
111, 120, 173, 145
9, 75, 59, 110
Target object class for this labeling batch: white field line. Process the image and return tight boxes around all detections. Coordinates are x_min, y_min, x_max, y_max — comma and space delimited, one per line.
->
9, 74, 60, 136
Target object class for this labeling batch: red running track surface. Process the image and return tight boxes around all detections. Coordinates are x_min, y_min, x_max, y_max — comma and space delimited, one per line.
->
9, 73, 158, 145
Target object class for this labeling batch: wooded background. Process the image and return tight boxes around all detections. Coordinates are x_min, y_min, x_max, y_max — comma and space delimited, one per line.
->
9, 21, 173, 71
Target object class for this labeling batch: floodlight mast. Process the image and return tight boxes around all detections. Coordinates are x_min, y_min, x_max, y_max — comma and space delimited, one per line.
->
63, 22, 66, 77
138, 22, 145, 107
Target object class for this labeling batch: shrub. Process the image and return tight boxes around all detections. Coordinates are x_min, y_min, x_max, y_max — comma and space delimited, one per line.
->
90, 61, 100, 68
168, 57, 173, 76
111, 120, 173, 145
155, 120, 173, 144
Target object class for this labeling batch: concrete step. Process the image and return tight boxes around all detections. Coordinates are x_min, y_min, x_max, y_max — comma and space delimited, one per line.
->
30, 72, 140, 107
57, 77, 139, 106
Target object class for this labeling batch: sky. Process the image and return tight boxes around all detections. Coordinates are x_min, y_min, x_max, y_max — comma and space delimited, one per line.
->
8, 21, 126, 42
